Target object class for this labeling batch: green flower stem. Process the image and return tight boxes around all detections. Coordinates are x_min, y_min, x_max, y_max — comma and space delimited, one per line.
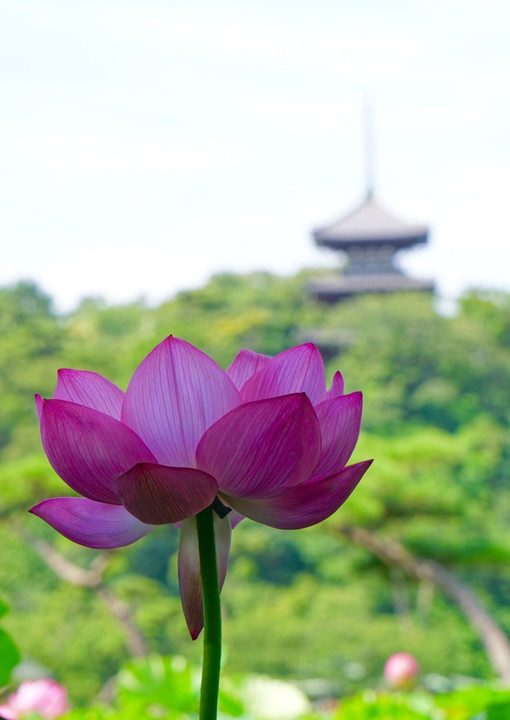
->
196, 505, 222, 720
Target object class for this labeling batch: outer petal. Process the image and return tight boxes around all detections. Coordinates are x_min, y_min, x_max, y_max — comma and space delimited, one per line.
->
114, 463, 218, 524
311, 392, 363, 481
314, 371, 345, 405
29, 497, 155, 549
0, 705, 16, 720
225, 349, 271, 391
54, 369, 124, 419
41, 400, 157, 504
326, 370, 344, 399
197, 394, 321, 498
178, 514, 231, 639
224, 460, 372, 529
240, 343, 326, 405
35, 393, 43, 421
227, 509, 244, 528
122, 336, 241, 466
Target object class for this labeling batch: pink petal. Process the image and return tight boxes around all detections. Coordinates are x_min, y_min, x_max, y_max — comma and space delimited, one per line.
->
41, 400, 157, 504
30, 497, 155, 548
313, 371, 345, 405
122, 336, 241, 466
54, 369, 125, 419
327, 370, 345, 398
225, 460, 372, 529
240, 343, 326, 405
227, 509, 244, 528
0, 705, 16, 720
311, 392, 363, 480
178, 513, 231, 639
35, 393, 43, 421
197, 394, 321, 498
114, 463, 218, 524
225, 349, 271, 391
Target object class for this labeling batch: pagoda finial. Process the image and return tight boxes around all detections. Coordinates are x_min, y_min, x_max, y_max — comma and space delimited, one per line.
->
364, 98, 376, 200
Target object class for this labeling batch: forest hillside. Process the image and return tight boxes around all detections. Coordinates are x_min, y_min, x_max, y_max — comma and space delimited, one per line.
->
1, 274, 509, 705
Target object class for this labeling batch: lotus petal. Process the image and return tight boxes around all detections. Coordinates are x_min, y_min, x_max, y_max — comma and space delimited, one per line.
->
326, 370, 344, 398
0, 704, 16, 720
30, 497, 155, 548
227, 509, 244, 528
114, 463, 218, 524
311, 392, 363, 480
122, 336, 241, 466
225, 460, 372, 529
226, 349, 271, 391
54, 369, 125, 419
197, 394, 321, 498
178, 513, 231, 639
41, 400, 157, 504
240, 343, 326, 405
35, 393, 43, 421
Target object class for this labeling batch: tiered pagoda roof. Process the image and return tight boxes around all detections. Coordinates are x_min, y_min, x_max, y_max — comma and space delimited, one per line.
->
313, 193, 428, 249
308, 192, 434, 302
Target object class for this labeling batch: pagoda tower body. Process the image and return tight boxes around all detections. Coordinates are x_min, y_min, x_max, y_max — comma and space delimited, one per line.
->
308, 190, 434, 302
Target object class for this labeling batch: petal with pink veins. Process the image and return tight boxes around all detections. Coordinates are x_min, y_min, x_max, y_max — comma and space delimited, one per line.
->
327, 371, 345, 398
224, 460, 372, 529
122, 336, 241, 466
240, 343, 326, 405
54, 369, 125, 419
178, 513, 231, 639
35, 393, 43, 421
311, 392, 363, 480
197, 394, 321, 498
226, 349, 271, 391
41, 400, 157, 504
30, 497, 156, 548
114, 463, 218, 524
314, 370, 345, 405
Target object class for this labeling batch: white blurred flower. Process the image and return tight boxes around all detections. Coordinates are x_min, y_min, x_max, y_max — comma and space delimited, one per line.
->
242, 675, 311, 720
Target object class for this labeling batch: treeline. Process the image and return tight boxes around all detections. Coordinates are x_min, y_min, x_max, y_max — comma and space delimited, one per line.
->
0, 275, 510, 703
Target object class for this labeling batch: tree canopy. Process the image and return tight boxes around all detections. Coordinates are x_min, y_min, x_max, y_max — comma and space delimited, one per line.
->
0, 275, 509, 703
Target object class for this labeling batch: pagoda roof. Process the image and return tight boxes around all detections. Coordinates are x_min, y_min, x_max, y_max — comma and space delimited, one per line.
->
307, 272, 434, 301
313, 194, 429, 249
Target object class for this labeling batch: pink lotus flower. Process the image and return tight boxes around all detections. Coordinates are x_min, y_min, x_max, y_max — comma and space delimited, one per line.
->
0, 679, 69, 719
31, 337, 371, 637
384, 653, 420, 689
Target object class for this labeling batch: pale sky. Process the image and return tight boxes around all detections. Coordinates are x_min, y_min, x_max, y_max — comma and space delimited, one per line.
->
1, 0, 509, 311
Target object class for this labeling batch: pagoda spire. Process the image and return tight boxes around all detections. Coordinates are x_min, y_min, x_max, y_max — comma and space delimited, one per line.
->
307, 101, 434, 303
364, 98, 376, 200
308, 103, 434, 303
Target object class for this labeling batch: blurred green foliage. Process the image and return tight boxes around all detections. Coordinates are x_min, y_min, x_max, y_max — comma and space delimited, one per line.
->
0, 598, 20, 685
334, 686, 510, 719
0, 275, 509, 707
6, 653, 510, 720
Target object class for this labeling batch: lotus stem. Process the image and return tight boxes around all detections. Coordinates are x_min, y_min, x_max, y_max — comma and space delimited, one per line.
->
196, 505, 222, 720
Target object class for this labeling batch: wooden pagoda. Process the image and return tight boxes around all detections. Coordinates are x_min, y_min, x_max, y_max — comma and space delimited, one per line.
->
307, 190, 434, 302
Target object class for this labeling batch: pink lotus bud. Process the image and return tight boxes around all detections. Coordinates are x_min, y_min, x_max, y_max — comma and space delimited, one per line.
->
8, 679, 69, 719
384, 652, 420, 689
